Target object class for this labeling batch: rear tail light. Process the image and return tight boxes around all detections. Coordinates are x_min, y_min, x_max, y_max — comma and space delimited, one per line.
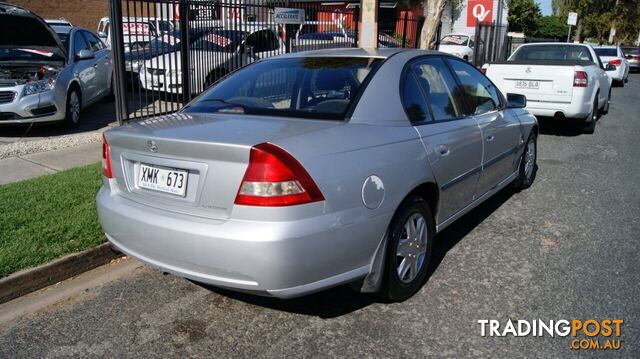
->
480, 65, 488, 74
633, 55, 640, 61
573, 71, 588, 87
608, 59, 622, 66
102, 133, 113, 179
234, 143, 324, 206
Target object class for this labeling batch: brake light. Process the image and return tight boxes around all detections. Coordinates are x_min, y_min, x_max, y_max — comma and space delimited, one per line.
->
608, 59, 622, 66
102, 133, 113, 178
234, 143, 324, 206
480, 65, 488, 74
573, 71, 588, 87
633, 55, 640, 61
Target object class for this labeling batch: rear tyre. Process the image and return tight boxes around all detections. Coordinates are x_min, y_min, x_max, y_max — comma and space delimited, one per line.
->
512, 131, 537, 190
63, 88, 81, 128
379, 196, 435, 302
582, 98, 598, 134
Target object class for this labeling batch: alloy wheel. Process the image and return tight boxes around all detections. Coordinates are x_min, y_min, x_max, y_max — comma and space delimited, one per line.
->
70, 92, 80, 124
524, 137, 536, 180
396, 213, 428, 283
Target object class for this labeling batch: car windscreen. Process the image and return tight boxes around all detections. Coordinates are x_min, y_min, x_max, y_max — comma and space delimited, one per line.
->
594, 48, 617, 57
143, 33, 181, 50
184, 57, 382, 120
622, 47, 639, 55
511, 45, 594, 61
440, 35, 469, 46
191, 30, 245, 52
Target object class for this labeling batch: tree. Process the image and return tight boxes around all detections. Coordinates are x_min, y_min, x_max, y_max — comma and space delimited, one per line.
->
530, 16, 570, 39
507, 0, 542, 34
419, 0, 451, 49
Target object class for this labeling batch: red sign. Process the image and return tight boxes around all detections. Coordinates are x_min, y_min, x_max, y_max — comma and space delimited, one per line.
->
467, 0, 493, 27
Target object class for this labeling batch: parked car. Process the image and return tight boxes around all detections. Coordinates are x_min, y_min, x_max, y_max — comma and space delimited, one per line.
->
294, 29, 400, 50
123, 28, 216, 83
97, 16, 175, 52
594, 46, 629, 86
139, 26, 283, 95
621, 46, 640, 72
437, 33, 474, 61
0, 3, 112, 127
483, 43, 613, 134
97, 48, 538, 301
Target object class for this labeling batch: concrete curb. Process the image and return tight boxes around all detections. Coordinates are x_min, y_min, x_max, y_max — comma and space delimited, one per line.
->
0, 243, 123, 304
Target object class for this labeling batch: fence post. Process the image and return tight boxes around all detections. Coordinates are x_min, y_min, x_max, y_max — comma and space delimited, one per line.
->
401, 12, 408, 48
435, 21, 442, 50
473, 21, 480, 65
179, 0, 191, 104
109, 0, 128, 124
354, 8, 359, 48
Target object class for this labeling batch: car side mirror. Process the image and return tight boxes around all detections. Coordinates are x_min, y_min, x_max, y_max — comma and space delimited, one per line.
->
75, 49, 95, 61
605, 64, 616, 71
97, 31, 107, 38
506, 93, 527, 109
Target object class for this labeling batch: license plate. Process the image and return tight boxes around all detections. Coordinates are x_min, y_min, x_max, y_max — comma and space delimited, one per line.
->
137, 164, 188, 196
515, 80, 540, 89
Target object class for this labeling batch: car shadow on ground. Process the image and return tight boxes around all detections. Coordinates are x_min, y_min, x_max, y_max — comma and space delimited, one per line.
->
198, 186, 517, 319
536, 117, 584, 137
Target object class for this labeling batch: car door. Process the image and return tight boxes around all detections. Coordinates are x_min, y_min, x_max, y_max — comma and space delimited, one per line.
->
402, 56, 483, 223
82, 31, 111, 98
71, 30, 99, 104
447, 58, 523, 196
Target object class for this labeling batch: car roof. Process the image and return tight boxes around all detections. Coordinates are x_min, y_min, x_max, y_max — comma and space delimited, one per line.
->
276, 47, 414, 59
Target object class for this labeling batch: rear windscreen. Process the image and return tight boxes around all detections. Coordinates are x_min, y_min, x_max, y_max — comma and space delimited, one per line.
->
594, 48, 617, 57
511, 45, 593, 62
185, 57, 382, 120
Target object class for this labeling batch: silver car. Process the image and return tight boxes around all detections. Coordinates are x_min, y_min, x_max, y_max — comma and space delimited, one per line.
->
0, 3, 112, 127
97, 48, 538, 301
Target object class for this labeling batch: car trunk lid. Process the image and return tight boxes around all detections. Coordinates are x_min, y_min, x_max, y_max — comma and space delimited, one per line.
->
486, 62, 582, 103
105, 112, 341, 220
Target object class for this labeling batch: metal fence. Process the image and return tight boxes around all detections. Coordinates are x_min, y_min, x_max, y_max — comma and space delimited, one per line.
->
472, 22, 509, 66
109, 0, 363, 122
378, 12, 424, 48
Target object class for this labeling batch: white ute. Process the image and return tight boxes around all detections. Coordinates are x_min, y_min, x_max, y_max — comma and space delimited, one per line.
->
483, 43, 614, 133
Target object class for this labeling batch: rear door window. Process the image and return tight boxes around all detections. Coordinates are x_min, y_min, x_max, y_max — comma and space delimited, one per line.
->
401, 72, 431, 124
447, 58, 502, 115
411, 57, 464, 121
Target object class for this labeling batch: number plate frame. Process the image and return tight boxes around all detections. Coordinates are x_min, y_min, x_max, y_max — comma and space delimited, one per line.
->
137, 163, 188, 197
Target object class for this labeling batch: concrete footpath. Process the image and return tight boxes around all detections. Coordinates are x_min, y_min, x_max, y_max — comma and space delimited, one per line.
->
0, 141, 102, 185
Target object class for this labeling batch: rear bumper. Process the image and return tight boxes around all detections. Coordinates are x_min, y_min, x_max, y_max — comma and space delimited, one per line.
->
525, 99, 592, 120
96, 187, 385, 298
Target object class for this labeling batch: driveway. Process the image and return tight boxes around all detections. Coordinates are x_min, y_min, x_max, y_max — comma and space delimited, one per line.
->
1, 77, 639, 358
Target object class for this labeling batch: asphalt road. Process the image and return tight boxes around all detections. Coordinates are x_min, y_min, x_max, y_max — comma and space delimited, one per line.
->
1, 76, 639, 358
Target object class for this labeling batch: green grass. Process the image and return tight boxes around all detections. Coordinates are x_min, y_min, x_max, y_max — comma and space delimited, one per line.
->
0, 163, 105, 278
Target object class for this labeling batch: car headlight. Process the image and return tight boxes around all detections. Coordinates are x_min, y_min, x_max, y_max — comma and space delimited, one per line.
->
23, 78, 56, 96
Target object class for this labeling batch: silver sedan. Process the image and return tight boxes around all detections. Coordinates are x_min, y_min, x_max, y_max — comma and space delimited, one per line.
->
0, 3, 112, 127
97, 48, 538, 301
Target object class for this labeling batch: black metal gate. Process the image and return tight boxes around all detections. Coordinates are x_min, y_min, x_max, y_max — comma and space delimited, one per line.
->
108, 0, 360, 122
472, 22, 509, 66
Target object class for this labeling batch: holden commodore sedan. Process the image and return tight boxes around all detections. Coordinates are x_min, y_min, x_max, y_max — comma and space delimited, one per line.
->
97, 48, 538, 301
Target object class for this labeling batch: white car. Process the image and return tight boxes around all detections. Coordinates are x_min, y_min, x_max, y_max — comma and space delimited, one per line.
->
437, 34, 474, 61
140, 27, 283, 95
97, 17, 175, 51
594, 46, 630, 86
483, 43, 613, 134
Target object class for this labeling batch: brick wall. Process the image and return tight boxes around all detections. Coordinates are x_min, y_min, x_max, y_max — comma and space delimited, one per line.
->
7, 0, 109, 31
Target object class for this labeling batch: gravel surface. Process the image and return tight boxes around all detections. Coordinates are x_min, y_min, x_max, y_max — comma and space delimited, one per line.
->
1, 77, 638, 358
0, 131, 104, 159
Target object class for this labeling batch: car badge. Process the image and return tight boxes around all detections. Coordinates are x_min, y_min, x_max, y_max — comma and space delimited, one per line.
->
147, 140, 158, 153
525, 67, 532, 73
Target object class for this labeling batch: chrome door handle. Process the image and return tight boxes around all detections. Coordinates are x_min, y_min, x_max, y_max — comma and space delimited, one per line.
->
486, 135, 495, 142
436, 145, 450, 157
